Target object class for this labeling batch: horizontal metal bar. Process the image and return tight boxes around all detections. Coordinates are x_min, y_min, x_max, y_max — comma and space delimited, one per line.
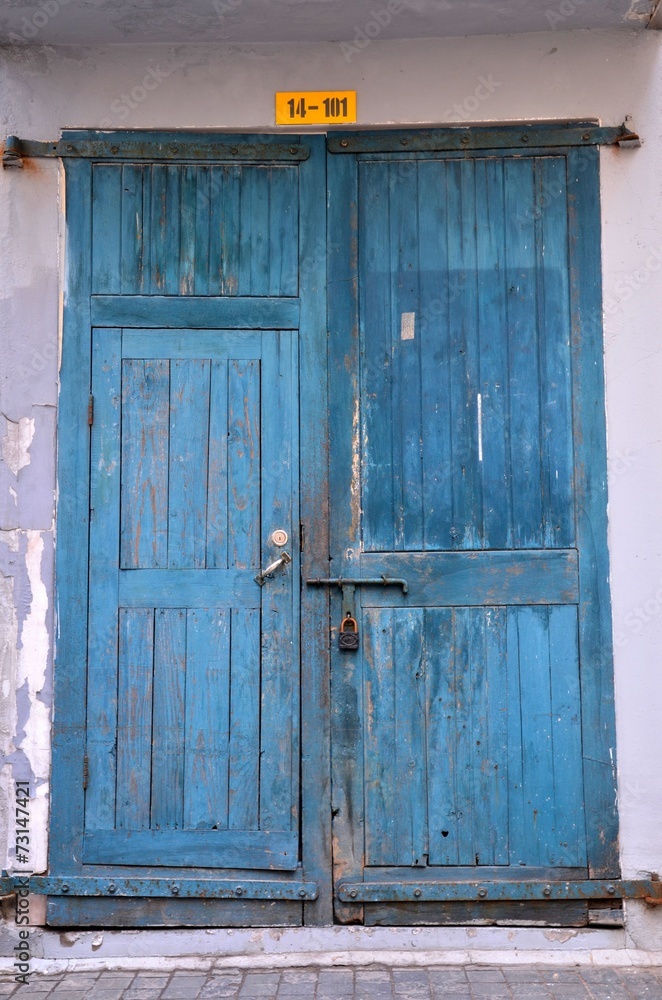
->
338, 879, 662, 904
29, 876, 318, 900
307, 577, 409, 594
3, 137, 309, 163
327, 122, 639, 154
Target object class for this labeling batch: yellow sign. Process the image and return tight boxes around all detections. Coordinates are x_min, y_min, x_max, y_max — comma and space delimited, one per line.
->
275, 91, 357, 126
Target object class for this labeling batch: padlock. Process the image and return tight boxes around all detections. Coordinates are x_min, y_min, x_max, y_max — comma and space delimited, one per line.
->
338, 615, 360, 651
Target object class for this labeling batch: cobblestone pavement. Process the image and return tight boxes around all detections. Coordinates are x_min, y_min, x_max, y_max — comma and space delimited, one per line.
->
2, 966, 662, 999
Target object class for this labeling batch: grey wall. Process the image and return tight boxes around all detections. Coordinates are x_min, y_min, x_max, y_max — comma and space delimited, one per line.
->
1, 25, 661, 945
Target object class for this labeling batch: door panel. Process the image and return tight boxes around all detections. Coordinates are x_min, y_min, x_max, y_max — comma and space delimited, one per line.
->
86, 327, 298, 871
328, 148, 616, 924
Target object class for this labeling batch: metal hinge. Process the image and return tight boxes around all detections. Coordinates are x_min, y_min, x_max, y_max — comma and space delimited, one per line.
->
82, 754, 89, 789
87, 396, 94, 426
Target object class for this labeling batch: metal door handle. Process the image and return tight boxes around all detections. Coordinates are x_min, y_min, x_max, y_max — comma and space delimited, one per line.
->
255, 551, 292, 587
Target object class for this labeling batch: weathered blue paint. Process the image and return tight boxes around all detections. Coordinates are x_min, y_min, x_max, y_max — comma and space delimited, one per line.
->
327, 144, 617, 923
52, 137, 327, 926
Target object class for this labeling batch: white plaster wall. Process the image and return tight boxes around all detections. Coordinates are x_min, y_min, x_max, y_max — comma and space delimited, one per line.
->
1, 26, 661, 945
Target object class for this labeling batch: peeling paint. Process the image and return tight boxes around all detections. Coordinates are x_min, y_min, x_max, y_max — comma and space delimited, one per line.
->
1, 416, 35, 477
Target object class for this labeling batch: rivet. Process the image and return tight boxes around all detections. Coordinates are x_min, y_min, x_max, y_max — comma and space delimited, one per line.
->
461, 136, 469, 145
543, 885, 552, 897
582, 132, 591, 141
61, 884, 70, 893
108, 883, 116, 894
290, 148, 298, 155
111, 146, 119, 154
299, 888, 307, 898
66, 145, 74, 152
477, 888, 487, 898
414, 888, 422, 898
171, 885, 179, 895
340, 140, 349, 148
400, 138, 408, 146
230, 147, 238, 156
235, 886, 243, 896
607, 884, 616, 895
521, 135, 529, 143
349, 889, 358, 898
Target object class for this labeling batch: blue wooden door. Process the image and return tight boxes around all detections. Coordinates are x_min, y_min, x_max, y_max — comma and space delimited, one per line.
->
51, 137, 328, 926
86, 326, 298, 870
328, 146, 618, 924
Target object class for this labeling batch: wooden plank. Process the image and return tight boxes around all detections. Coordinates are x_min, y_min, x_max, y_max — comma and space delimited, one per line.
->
228, 608, 261, 831
536, 157, 575, 549
150, 163, 168, 293
394, 609, 427, 866
179, 164, 197, 295
504, 158, 543, 548
206, 359, 229, 569
453, 609, 476, 865
387, 161, 421, 550
269, 166, 299, 296
506, 607, 527, 867
50, 159, 93, 875
417, 159, 453, 551
184, 609, 231, 830
193, 165, 211, 296
150, 609, 186, 830
120, 359, 169, 569
548, 605, 587, 867
259, 331, 298, 833
447, 158, 482, 549
83, 829, 299, 870
516, 607, 555, 867
91, 164, 121, 293
364, 900, 588, 927
120, 164, 144, 294
567, 147, 618, 876
116, 608, 154, 831
299, 135, 332, 924
47, 897, 302, 928
471, 607, 509, 865
118, 568, 258, 608
227, 359, 260, 570
85, 328, 121, 832
475, 158, 511, 549
359, 549, 579, 606
363, 608, 396, 865
123, 330, 262, 360
167, 359, 210, 569
91, 295, 300, 329
240, 166, 270, 295
359, 160, 395, 552
211, 165, 241, 296
426, 608, 459, 866
163, 164, 182, 295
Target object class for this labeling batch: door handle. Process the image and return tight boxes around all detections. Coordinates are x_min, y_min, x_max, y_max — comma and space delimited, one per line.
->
255, 551, 292, 587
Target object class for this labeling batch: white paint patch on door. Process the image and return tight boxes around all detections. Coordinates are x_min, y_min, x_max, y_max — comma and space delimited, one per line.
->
400, 312, 415, 341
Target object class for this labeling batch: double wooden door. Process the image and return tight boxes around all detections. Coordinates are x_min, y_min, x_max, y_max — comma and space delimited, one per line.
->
51, 132, 617, 927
